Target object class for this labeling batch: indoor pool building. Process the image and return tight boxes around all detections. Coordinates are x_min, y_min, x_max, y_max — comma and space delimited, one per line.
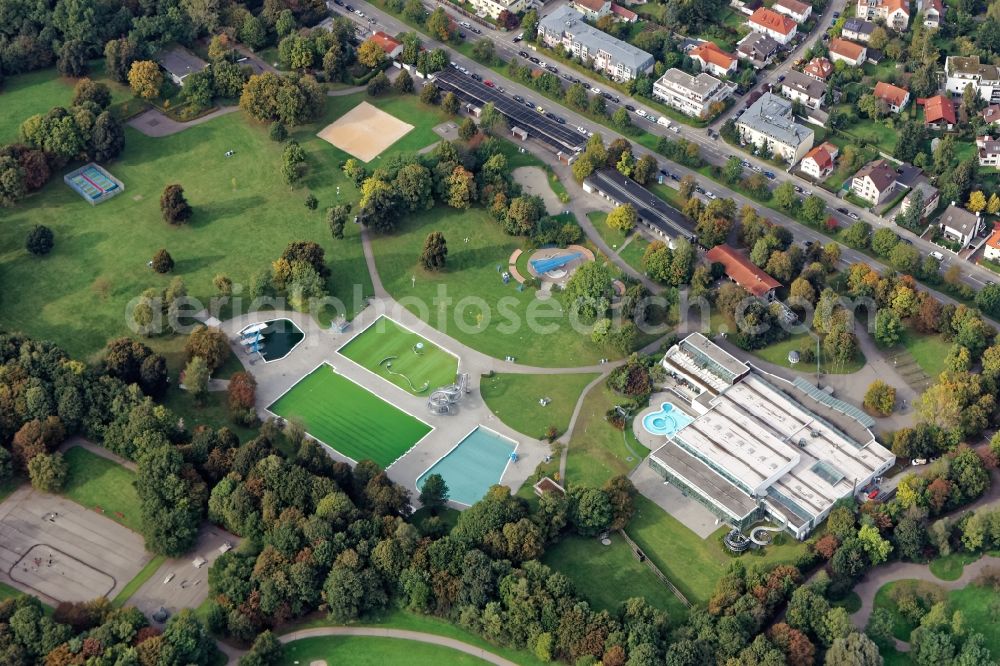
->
647, 333, 894, 539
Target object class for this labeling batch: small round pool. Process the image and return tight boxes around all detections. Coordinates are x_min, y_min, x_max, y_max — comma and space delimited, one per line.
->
642, 402, 693, 437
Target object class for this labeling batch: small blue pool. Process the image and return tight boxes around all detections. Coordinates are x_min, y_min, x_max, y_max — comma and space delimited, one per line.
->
416, 426, 517, 506
642, 402, 693, 437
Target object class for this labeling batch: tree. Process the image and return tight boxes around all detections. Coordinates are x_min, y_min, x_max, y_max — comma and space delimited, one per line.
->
185, 325, 231, 372
420, 231, 448, 270
73, 79, 112, 110
724, 156, 743, 184
606, 204, 637, 232
825, 632, 881, 666
57, 39, 89, 77
874, 309, 903, 347
426, 7, 454, 41
569, 487, 613, 536
967, 190, 987, 212
127, 60, 163, 99
612, 106, 631, 131
358, 39, 386, 68
394, 69, 414, 94
446, 166, 476, 209
240, 15, 268, 49
871, 228, 900, 257
281, 141, 307, 187
89, 111, 125, 162
564, 261, 613, 320
25, 225, 54, 255
634, 153, 657, 186
151, 248, 174, 273
864, 380, 896, 416
367, 70, 390, 96
843, 222, 871, 248
161, 184, 192, 224
442, 91, 460, 115
420, 81, 440, 104
183, 356, 210, 405
28, 452, 68, 492
975, 282, 1000, 317
458, 117, 477, 140
890, 243, 920, 274
773, 181, 798, 212
472, 38, 495, 63
418, 473, 449, 514
269, 121, 287, 142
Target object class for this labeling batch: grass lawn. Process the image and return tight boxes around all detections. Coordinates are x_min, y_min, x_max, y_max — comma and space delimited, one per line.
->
280, 635, 488, 666
842, 116, 898, 154
0, 61, 134, 143
752, 332, 867, 374
480, 371, 599, 439
628, 496, 811, 605
898, 328, 948, 379
564, 384, 645, 487
112, 555, 167, 607
0, 91, 379, 361
268, 364, 431, 468
285, 607, 550, 666
542, 534, 688, 618
618, 235, 651, 276
339, 316, 459, 395
62, 446, 143, 532
0, 582, 23, 602
928, 551, 980, 581
324, 91, 446, 162
0, 475, 22, 503
370, 205, 630, 367
587, 211, 629, 250
411, 506, 461, 532
832, 591, 862, 614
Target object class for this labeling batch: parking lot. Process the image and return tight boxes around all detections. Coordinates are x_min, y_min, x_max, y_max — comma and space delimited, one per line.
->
0, 486, 150, 604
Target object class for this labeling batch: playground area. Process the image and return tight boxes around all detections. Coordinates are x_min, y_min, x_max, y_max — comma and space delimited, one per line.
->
337, 316, 459, 396
238, 319, 304, 363
316, 101, 414, 162
0, 485, 150, 603
267, 363, 433, 468
63, 163, 124, 205
526, 245, 594, 284
416, 426, 518, 506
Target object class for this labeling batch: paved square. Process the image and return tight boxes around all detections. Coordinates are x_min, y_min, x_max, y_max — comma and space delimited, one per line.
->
0, 486, 151, 603
316, 102, 413, 162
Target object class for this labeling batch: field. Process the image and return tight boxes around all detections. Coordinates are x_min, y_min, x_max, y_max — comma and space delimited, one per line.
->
280, 635, 488, 666
339, 317, 459, 395
316, 101, 414, 162
370, 205, 621, 367
542, 534, 688, 619
587, 211, 629, 250
480, 371, 599, 439
268, 364, 432, 468
62, 446, 143, 532
563, 384, 645, 487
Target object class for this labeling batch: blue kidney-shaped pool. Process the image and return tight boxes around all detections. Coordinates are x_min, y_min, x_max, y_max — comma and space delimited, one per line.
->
642, 402, 694, 436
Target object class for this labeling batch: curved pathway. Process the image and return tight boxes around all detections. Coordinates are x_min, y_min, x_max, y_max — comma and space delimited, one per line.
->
128, 106, 239, 137
222, 627, 519, 666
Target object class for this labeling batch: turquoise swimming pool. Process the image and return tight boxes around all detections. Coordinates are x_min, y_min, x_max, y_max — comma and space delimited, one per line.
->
642, 402, 694, 437
416, 426, 517, 506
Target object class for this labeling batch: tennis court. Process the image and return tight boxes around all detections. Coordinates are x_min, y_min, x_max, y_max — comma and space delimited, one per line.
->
338, 317, 458, 395
268, 364, 432, 468
63, 163, 124, 205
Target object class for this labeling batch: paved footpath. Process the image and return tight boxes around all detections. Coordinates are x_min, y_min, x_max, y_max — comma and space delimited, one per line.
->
128, 106, 239, 138
222, 627, 519, 666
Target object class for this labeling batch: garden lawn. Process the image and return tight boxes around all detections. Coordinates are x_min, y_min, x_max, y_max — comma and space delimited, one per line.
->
268, 364, 431, 468
628, 496, 811, 605
280, 635, 488, 666
370, 205, 625, 366
752, 332, 867, 374
587, 211, 629, 250
563, 384, 644, 487
898, 328, 948, 378
618, 235, 651, 276
0, 62, 133, 143
480, 371, 599, 439
339, 316, 459, 395
0, 95, 375, 361
62, 446, 143, 532
542, 534, 688, 618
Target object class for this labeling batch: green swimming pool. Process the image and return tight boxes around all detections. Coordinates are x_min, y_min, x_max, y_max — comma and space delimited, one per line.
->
416, 426, 517, 506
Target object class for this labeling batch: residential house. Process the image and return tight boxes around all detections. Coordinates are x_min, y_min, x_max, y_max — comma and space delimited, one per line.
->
800, 142, 839, 179
900, 181, 940, 219
828, 38, 867, 67
803, 57, 833, 81
945, 56, 1000, 104
855, 0, 910, 31
841, 18, 877, 42
773, 0, 812, 23
369, 31, 404, 60
921, 0, 944, 28
747, 7, 798, 45
736, 32, 780, 67
689, 41, 738, 78
981, 105, 1000, 125
652, 68, 736, 118
705, 245, 782, 299
570, 0, 611, 19
983, 225, 1000, 261
780, 70, 827, 109
610, 4, 638, 22
537, 6, 655, 81
873, 81, 910, 112
156, 47, 208, 86
851, 159, 901, 206
918, 95, 957, 129
939, 203, 981, 246
977, 135, 1000, 167
470, 0, 525, 19
736, 92, 815, 165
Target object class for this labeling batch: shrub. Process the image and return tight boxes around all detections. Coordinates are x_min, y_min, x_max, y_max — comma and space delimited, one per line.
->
28, 452, 68, 493
160, 184, 192, 224
25, 225, 54, 255
269, 121, 287, 141
151, 249, 174, 273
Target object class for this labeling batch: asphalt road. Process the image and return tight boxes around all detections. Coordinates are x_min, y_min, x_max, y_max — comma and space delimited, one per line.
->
327, 0, 997, 307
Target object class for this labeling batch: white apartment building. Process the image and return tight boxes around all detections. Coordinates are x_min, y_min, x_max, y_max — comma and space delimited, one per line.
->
736, 93, 815, 165
537, 5, 654, 81
652, 68, 736, 118
945, 56, 1000, 104
470, 0, 525, 19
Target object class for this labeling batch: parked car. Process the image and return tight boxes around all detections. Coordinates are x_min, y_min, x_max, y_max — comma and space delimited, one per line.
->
929, 251, 945, 261
471, 27, 482, 34
836, 207, 848, 214
562, 73, 573, 80
345, 3, 353, 9
670, 173, 679, 180
555, 116, 566, 124
670, 126, 680, 134
763, 171, 776, 180
625, 104, 636, 112
848, 211, 860, 220
460, 20, 471, 27
635, 108, 647, 117
518, 50, 529, 58
546, 65, 558, 73
601, 92, 613, 100
524, 99, 535, 107
591, 86, 602, 94
529, 56, 540, 64
577, 126, 587, 134
483, 79, 494, 87
832, 11, 840, 17
513, 33, 524, 42
514, 94, 525, 103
